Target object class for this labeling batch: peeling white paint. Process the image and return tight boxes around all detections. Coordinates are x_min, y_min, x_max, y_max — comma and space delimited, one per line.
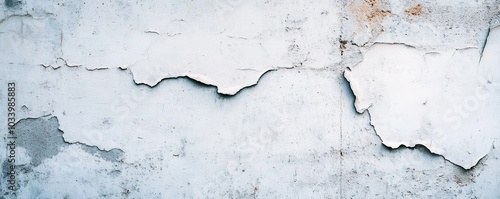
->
2, 0, 500, 197
2, 65, 500, 198
345, 26, 500, 169
0, 0, 341, 95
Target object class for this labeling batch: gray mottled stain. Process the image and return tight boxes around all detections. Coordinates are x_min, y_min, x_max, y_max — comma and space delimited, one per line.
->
4, 0, 21, 8
2, 116, 123, 170
80, 145, 124, 163
15, 116, 66, 166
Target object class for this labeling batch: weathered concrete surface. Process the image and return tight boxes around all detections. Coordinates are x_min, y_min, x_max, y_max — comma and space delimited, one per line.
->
0, 0, 342, 95
1, 69, 499, 198
1, 0, 500, 198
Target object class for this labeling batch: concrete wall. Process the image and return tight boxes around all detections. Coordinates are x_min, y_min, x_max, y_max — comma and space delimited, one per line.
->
1, 0, 499, 198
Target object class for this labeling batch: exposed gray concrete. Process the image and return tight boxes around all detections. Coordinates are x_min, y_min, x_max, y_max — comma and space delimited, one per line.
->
1, 116, 124, 196
14, 117, 66, 166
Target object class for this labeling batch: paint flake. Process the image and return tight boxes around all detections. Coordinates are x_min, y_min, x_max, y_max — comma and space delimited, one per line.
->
344, 26, 500, 169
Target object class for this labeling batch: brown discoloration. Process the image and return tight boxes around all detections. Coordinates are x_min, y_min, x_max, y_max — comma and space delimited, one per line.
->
348, 0, 392, 44
406, 4, 422, 16
368, 9, 391, 21
350, 0, 391, 24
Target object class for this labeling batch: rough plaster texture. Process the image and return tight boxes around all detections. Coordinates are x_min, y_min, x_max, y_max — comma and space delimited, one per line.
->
1, 0, 500, 198
0, 0, 342, 95
1, 69, 500, 198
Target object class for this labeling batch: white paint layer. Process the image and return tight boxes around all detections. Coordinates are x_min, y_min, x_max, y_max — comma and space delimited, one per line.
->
0, 0, 341, 95
345, 26, 500, 169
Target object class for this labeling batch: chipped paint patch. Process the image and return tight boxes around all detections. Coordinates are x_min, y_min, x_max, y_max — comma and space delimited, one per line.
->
6, 116, 123, 167
0, 0, 342, 95
344, 26, 500, 169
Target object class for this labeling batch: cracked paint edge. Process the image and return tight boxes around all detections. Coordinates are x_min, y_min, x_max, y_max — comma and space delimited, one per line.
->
342, 27, 500, 169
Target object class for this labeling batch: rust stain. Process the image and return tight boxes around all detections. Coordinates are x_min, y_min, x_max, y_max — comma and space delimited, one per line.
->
350, 0, 391, 24
406, 4, 422, 16
348, 0, 392, 43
